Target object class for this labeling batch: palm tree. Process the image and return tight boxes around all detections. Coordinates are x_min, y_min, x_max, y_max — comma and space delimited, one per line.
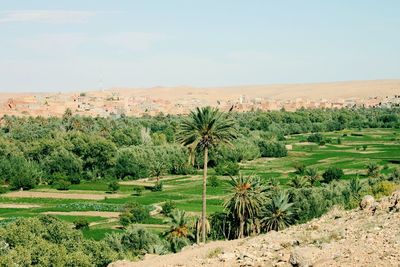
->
261, 191, 295, 232
224, 174, 267, 238
177, 107, 237, 243
366, 162, 380, 177
349, 176, 362, 201
287, 175, 310, 188
163, 209, 193, 252
304, 167, 320, 186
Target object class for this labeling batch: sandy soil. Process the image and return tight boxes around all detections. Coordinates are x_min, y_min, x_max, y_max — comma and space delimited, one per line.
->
3, 191, 124, 200
0, 204, 41, 209
42, 211, 121, 218
114, 79, 400, 101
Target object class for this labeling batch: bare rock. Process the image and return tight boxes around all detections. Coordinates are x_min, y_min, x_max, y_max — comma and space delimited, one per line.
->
360, 195, 376, 213
289, 248, 315, 267
218, 252, 236, 262
389, 190, 400, 212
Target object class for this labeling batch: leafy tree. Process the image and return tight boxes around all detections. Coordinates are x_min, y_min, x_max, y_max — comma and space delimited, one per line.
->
115, 147, 155, 179
258, 140, 287, 157
41, 148, 83, 184
177, 107, 237, 243
261, 191, 296, 231
3, 156, 41, 190
307, 133, 324, 143
224, 175, 266, 238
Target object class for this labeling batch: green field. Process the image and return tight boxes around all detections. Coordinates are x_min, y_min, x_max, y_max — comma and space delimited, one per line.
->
1, 128, 399, 240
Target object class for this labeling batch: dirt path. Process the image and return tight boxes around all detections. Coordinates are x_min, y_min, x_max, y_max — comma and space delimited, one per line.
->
0, 204, 41, 209
42, 211, 121, 218
3, 191, 125, 200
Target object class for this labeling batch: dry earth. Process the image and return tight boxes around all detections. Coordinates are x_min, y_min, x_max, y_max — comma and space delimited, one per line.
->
110, 191, 400, 267
2, 191, 124, 200
42, 211, 121, 218
0, 204, 41, 209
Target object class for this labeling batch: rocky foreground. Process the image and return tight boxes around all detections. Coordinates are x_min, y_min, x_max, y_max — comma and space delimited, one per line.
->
110, 191, 400, 267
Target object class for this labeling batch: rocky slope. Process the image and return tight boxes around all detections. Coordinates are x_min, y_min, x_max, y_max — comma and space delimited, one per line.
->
110, 190, 400, 267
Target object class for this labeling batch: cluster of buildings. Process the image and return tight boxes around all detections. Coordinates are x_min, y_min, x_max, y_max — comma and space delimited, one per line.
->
1, 90, 399, 118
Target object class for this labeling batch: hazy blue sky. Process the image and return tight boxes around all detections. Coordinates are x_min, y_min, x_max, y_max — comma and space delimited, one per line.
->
1, 0, 399, 92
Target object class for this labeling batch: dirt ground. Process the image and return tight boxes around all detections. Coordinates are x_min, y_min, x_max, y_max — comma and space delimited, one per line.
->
42, 211, 121, 218
3, 191, 124, 200
0, 204, 41, 209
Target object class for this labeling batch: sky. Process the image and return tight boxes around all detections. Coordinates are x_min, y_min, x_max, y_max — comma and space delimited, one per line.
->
0, 0, 400, 92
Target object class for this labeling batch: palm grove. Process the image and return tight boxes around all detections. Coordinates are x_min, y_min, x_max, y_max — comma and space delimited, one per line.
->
0, 106, 399, 265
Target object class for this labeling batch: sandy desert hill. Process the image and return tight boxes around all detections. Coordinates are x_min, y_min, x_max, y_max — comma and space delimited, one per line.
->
1, 79, 399, 117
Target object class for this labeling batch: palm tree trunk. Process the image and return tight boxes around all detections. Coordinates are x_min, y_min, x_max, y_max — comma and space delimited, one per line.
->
239, 217, 244, 238
201, 147, 208, 243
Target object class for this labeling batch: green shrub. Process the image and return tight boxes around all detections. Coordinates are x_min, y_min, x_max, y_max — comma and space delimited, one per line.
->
293, 163, 306, 175
151, 181, 163, 192
73, 218, 89, 230
132, 186, 144, 196
208, 175, 220, 187
55, 180, 71, 191
108, 181, 120, 193
322, 167, 344, 183
214, 162, 239, 176
161, 200, 176, 216
70, 177, 81, 185
307, 133, 324, 143
119, 202, 150, 226
0, 187, 8, 194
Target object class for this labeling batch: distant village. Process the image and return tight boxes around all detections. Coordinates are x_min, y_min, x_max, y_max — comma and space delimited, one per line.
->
2, 90, 400, 118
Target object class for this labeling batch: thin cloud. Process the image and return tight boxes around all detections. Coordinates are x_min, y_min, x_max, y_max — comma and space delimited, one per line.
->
0, 10, 99, 23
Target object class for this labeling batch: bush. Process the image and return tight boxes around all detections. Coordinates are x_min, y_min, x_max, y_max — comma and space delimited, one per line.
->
293, 163, 306, 175
70, 177, 81, 185
307, 133, 324, 143
55, 180, 71, 191
208, 175, 220, 187
0, 187, 8, 194
161, 200, 176, 216
322, 167, 344, 183
73, 218, 89, 230
119, 202, 150, 226
214, 162, 240, 176
132, 186, 144, 196
258, 141, 287, 157
151, 181, 163, 192
108, 181, 120, 193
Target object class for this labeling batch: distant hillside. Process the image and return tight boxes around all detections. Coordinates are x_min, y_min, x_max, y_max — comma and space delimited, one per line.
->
1, 79, 399, 117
